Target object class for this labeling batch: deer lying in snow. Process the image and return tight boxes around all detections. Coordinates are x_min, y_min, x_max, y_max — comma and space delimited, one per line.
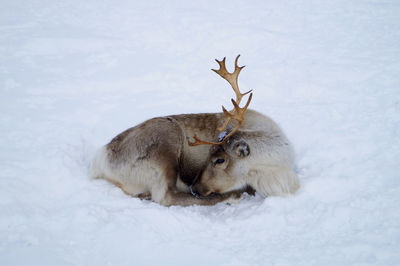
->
90, 55, 299, 206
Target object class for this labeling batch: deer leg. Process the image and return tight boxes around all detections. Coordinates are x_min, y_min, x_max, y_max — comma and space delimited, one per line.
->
151, 160, 241, 206
161, 189, 242, 207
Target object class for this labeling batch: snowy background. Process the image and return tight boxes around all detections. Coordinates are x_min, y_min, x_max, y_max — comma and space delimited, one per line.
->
1, 0, 399, 265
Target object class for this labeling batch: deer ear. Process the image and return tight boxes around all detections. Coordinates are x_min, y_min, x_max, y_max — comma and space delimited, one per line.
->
227, 137, 250, 157
234, 140, 250, 157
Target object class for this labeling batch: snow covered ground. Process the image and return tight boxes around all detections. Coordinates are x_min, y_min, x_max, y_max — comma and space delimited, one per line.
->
1, 0, 399, 265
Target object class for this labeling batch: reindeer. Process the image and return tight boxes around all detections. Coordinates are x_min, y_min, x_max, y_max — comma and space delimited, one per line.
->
90, 55, 299, 206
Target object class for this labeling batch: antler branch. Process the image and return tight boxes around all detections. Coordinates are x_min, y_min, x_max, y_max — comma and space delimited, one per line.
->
212, 55, 252, 106
188, 134, 223, 146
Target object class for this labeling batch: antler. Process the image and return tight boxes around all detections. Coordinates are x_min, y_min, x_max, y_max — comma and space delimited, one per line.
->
188, 55, 253, 147
212, 55, 252, 107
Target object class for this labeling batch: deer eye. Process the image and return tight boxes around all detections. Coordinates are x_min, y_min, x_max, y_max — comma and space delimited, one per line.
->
215, 158, 225, 164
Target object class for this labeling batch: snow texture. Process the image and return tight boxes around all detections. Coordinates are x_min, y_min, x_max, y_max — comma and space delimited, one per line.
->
1, 0, 400, 265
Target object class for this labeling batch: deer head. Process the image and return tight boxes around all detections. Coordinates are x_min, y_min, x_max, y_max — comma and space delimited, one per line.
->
189, 55, 253, 197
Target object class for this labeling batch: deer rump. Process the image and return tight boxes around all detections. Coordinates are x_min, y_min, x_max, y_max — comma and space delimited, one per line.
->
90, 56, 299, 206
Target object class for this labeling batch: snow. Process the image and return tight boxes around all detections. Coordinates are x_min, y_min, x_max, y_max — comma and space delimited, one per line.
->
1, 0, 400, 265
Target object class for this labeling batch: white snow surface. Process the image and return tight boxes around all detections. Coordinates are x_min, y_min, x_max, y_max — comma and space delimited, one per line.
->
1, 1, 400, 265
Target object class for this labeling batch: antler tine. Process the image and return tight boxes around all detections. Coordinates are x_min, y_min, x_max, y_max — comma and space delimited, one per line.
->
212, 55, 251, 105
216, 90, 253, 132
209, 93, 253, 145
218, 92, 253, 131
231, 93, 253, 114
190, 92, 253, 147
188, 134, 222, 147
